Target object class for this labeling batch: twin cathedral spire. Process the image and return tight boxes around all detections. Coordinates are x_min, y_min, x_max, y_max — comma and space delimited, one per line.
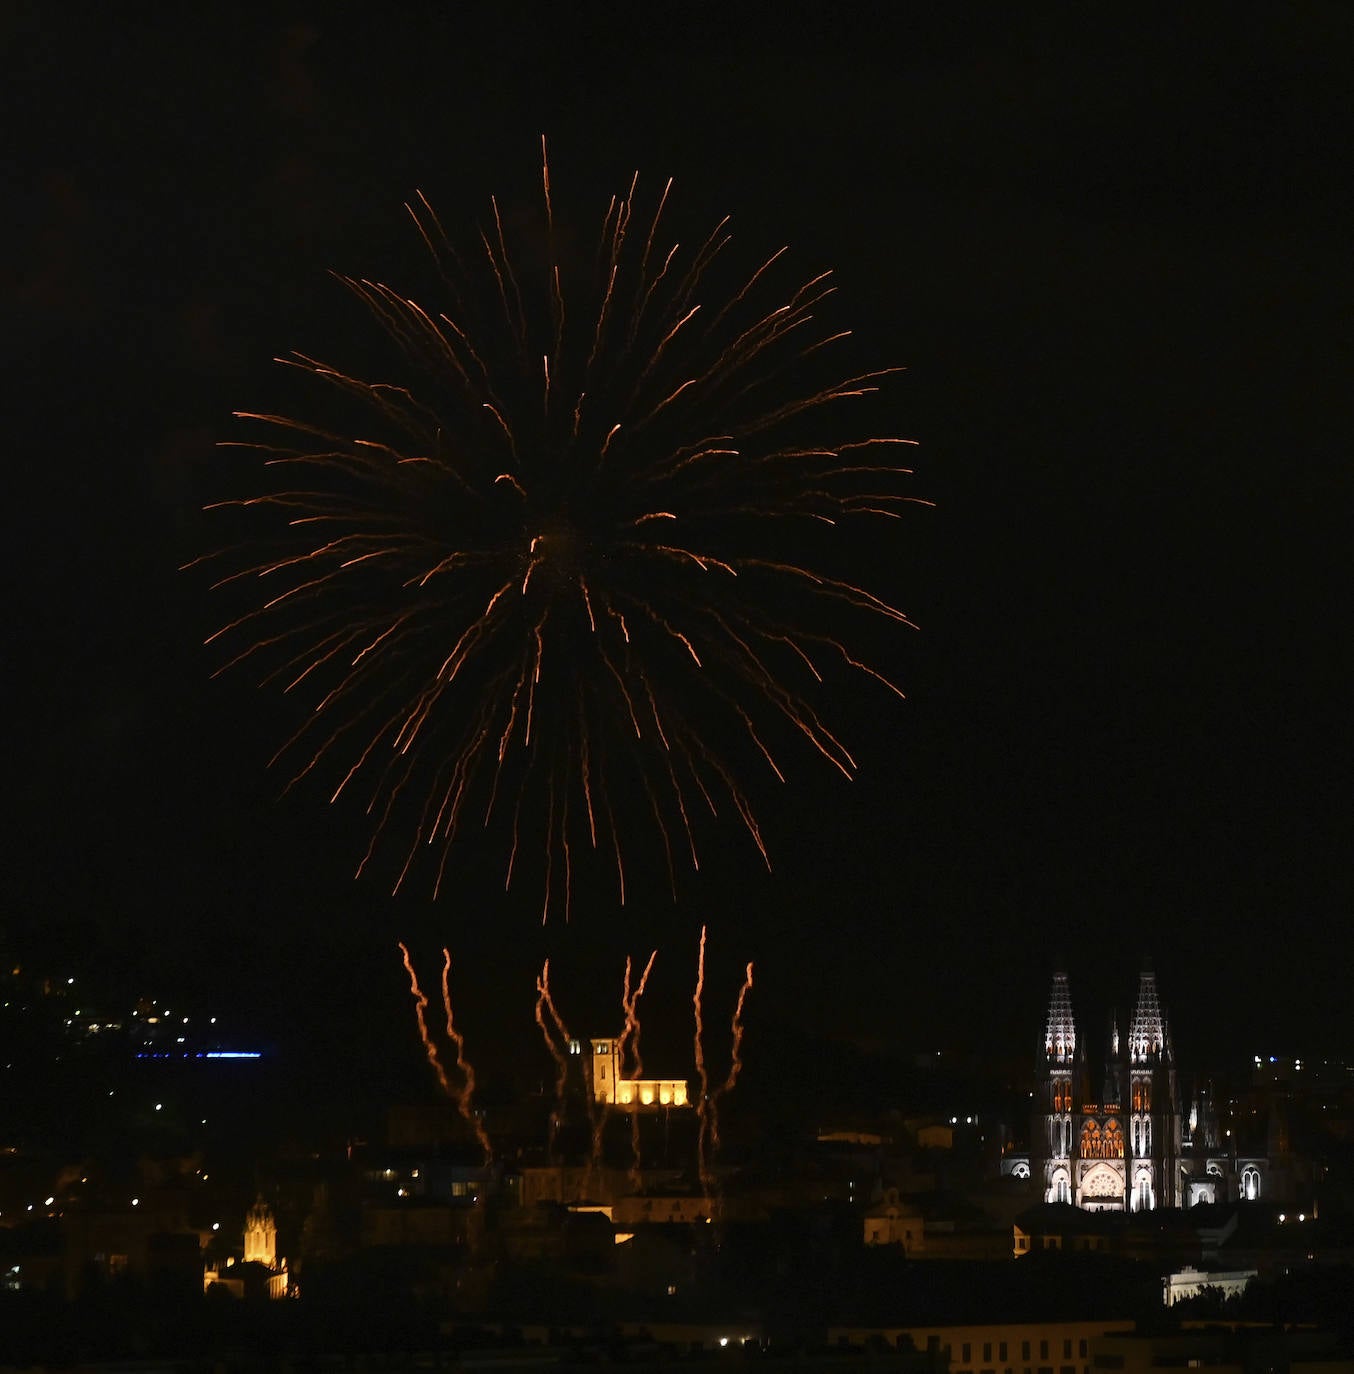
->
1032, 962, 1182, 1211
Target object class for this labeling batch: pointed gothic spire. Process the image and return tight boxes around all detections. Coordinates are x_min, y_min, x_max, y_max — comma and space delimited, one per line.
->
1128, 963, 1171, 1064
1044, 969, 1077, 1063
1102, 1009, 1123, 1105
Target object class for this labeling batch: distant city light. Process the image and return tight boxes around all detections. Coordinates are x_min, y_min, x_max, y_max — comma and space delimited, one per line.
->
134, 1051, 261, 1060
131, 1198, 139, 1206
212, 1222, 220, 1231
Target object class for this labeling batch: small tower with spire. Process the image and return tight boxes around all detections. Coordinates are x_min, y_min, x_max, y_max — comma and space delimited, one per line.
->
243, 1195, 277, 1268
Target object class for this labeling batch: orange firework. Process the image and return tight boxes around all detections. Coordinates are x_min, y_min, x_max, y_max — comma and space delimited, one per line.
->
439, 949, 493, 1162
618, 950, 658, 1078
399, 941, 453, 1098
710, 960, 754, 1155
618, 950, 657, 1186
692, 930, 754, 1207
693, 927, 713, 1199
202, 138, 922, 916
399, 943, 491, 1163
534, 959, 572, 1158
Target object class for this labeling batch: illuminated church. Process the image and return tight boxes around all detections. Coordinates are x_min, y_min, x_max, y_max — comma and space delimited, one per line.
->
587, 1036, 689, 1109
1009, 963, 1279, 1211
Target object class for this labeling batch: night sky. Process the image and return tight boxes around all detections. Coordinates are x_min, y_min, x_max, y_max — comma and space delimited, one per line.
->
8, 7, 1352, 1090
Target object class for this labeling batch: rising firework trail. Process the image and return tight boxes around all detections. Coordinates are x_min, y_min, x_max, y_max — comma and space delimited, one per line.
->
201, 138, 923, 916
534, 959, 573, 1160
399, 941, 453, 1098
399, 943, 491, 1162
439, 949, 493, 1162
618, 950, 657, 1183
692, 928, 753, 1208
709, 959, 754, 1156
618, 950, 658, 1078
693, 927, 712, 1200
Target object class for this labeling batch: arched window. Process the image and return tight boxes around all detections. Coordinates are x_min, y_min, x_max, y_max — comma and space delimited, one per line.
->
1052, 1077, 1072, 1113
1242, 1166, 1260, 1201
1081, 1120, 1102, 1158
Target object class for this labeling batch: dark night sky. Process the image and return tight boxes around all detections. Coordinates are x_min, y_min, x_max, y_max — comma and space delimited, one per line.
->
6, 7, 1352, 1089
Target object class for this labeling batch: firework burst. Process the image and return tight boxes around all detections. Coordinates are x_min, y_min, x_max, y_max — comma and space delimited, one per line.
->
202, 139, 922, 918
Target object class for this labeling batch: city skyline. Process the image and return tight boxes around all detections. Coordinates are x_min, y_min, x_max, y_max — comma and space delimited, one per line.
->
7, 8, 1352, 1072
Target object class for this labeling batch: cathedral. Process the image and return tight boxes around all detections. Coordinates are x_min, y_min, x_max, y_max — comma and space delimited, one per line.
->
1009, 963, 1276, 1211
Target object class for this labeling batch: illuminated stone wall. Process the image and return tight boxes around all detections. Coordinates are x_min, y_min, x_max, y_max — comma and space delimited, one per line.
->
591, 1037, 689, 1108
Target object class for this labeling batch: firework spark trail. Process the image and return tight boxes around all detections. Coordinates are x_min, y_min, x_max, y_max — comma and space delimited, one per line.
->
203, 139, 920, 913
619, 950, 658, 1078
440, 949, 493, 1163
693, 926, 713, 1202
537, 962, 604, 1196
533, 960, 571, 1160
628, 1097, 644, 1192
619, 950, 658, 1187
399, 944, 493, 1161
709, 960, 754, 1156
399, 941, 454, 1098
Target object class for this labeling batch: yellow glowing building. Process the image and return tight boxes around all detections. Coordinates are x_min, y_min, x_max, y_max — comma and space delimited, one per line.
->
589, 1037, 689, 1109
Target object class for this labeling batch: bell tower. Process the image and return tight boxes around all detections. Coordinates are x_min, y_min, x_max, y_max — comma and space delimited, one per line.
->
1034, 969, 1081, 1204
590, 1037, 620, 1104
1126, 963, 1181, 1209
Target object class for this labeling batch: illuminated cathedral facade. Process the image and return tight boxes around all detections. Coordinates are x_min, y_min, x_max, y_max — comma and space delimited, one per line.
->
1030, 965, 1183, 1211
1010, 964, 1278, 1211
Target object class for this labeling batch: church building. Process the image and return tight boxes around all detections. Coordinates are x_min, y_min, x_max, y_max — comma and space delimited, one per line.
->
1007, 963, 1277, 1211
1031, 964, 1183, 1211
